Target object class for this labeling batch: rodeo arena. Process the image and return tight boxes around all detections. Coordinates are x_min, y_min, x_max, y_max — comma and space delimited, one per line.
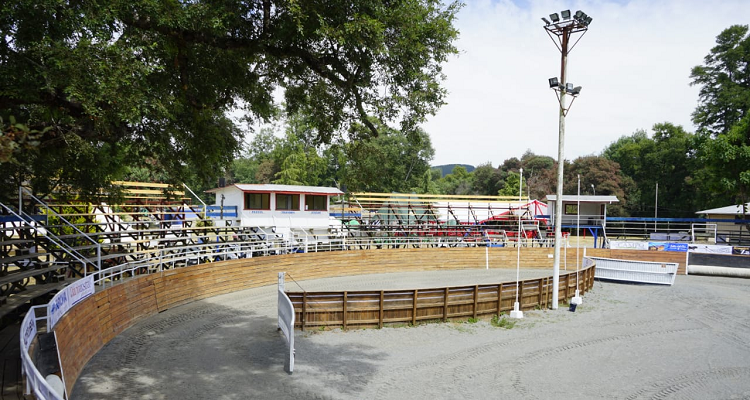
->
2, 182, 750, 399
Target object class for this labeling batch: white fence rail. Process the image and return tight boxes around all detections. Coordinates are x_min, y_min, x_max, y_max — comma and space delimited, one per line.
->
21, 306, 64, 400
277, 273, 295, 374
587, 256, 678, 285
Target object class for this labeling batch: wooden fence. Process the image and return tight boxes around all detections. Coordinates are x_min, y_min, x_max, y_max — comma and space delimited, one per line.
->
287, 262, 596, 330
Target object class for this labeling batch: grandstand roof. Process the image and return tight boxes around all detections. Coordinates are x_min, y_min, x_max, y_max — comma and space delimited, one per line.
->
545, 195, 619, 203
695, 203, 750, 215
207, 184, 343, 196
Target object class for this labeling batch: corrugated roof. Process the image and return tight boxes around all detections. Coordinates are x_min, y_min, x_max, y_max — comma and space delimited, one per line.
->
207, 184, 343, 195
695, 203, 750, 215
545, 195, 619, 203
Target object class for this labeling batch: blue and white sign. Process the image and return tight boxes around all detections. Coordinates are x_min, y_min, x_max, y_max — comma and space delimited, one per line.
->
48, 275, 95, 329
21, 311, 37, 351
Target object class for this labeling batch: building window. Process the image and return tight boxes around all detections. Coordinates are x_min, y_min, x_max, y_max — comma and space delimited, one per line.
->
245, 193, 270, 210
564, 204, 578, 215
305, 195, 328, 211
276, 194, 300, 211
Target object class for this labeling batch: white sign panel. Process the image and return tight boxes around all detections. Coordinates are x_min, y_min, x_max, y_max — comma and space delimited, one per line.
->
48, 275, 95, 329
609, 241, 649, 251
687, 244, 733, 254
21, 311, 37, 351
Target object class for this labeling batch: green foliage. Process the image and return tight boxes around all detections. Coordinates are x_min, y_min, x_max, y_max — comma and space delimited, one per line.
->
342, 122, 435, 192
691, 25, 750, 136
0, 0, 461, 199
695, 114, 750, 212
498, 171, 525, 197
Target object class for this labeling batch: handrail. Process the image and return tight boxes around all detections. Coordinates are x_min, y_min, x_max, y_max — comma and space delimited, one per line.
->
182, 183, 207, 219
19, 188, 101, 272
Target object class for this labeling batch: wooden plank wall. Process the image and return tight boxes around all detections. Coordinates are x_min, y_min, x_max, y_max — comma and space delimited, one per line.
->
287, 266, 596, 330
52, 246, 679, 395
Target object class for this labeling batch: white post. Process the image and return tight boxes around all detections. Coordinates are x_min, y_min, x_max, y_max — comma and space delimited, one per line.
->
572, 176, 582, 305
511, 168, 524, 319
655, 182, 658, 232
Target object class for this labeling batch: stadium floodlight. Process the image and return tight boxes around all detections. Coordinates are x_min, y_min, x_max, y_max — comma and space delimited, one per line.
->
542, 9, 592, 310
541, 17, 551, 26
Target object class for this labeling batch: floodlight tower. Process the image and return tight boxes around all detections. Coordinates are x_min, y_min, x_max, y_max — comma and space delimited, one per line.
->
542, 9, 592, 310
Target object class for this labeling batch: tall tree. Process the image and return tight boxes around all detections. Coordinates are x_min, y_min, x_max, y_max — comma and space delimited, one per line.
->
603, 124, 698, 217
691, 25, 750, 136
342, 123, 435, 193
691, 25, 750, 213
0, 0, 460, 201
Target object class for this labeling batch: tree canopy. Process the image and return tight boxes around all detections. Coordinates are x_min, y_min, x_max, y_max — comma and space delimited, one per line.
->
0, 0, 461, 201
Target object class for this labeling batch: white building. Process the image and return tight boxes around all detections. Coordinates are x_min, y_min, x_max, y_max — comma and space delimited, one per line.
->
545, 195, 619, 227
206, 184, 343, 230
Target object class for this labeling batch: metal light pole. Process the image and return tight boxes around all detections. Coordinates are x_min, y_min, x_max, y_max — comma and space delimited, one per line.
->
542, 10, 591, 310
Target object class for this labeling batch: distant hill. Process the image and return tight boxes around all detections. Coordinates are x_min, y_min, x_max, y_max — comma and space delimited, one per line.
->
432, 164, 475, 177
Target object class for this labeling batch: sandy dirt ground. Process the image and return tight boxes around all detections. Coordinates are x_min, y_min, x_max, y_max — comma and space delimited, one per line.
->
72, 269, 750, 400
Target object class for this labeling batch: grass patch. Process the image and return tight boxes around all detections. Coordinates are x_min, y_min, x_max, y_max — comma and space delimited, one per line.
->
491, 313, 516, 329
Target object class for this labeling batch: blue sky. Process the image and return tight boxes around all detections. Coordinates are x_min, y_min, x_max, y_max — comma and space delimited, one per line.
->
422, 0, 750, 166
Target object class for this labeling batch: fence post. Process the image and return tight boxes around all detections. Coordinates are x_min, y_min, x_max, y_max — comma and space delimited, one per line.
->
379, 291, 384, 328
473, 285, 479, 319
537, 279, 543, 309
412, 289, 418, 325
518, 282, 524, 311
443, 287, 449, 322
343, 291, 347, 330
302, 292, 307, 332
497, 284, 503, 314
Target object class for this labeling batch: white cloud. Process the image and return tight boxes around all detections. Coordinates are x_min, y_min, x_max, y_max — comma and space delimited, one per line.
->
423, 0, 750, 166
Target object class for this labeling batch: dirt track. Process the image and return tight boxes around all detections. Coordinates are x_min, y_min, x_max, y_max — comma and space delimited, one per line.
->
73, 270, 750, 400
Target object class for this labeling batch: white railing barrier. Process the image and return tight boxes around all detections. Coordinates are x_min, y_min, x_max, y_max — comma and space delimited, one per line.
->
21, 306, 64, 400
277, 273, 295, 373
587, 256, 678, 285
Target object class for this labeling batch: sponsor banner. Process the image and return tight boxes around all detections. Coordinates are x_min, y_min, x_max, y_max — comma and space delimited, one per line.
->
48, 275, 95, 329
733, 246, 750, 255
688, 244, 733, 254
609, 241, 649, 251
648, 242, 689, 252
21, 312, 37, 351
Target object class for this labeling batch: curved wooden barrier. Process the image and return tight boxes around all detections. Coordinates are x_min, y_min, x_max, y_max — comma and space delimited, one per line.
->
54, 246, 599, 394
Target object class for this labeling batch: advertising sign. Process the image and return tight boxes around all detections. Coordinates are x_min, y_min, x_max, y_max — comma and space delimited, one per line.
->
647, 242, 689, 252
609, 241, 649, 251
48, 275, 95, 329
21, 311, 37, 351
688, 244, 733, 254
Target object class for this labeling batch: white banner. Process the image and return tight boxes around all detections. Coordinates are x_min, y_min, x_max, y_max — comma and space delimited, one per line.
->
48, 275, 95, 329
609, 240, 649, 251
687, 244, 733, 254
21, 310, 37, 352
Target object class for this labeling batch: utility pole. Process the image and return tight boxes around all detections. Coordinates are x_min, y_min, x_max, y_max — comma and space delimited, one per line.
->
542, 10, 592, 310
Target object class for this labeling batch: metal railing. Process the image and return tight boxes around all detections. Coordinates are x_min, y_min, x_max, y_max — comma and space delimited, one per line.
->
587, 256, 678, 285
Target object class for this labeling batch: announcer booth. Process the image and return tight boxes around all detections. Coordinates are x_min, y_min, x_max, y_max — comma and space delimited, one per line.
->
207, 184, 344, 229
545, 194, 619, 248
